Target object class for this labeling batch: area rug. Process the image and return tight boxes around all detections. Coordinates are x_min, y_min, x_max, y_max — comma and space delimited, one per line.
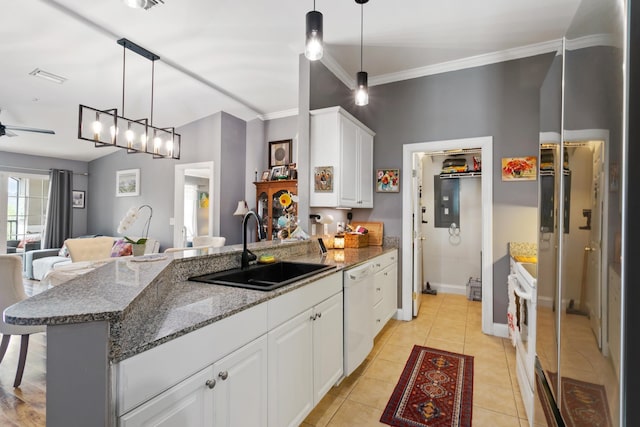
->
380, 345, 474, 427
542, 372, 613, 427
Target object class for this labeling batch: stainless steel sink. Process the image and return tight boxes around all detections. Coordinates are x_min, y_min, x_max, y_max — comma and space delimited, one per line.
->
189, 261, 335, 291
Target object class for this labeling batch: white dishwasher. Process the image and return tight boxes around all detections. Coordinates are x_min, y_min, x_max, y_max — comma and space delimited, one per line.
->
343, 261, 375, 376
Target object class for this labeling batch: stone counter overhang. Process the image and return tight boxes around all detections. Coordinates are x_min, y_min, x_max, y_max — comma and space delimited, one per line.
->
5, 239, 398, 363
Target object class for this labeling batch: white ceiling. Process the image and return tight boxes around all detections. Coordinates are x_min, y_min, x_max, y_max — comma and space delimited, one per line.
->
0, 0, 581, 162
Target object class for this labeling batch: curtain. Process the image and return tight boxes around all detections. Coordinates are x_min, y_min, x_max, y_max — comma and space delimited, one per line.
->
43, 169, 73, 249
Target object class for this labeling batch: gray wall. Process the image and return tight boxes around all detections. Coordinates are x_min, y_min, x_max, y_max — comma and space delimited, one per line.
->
88, 111, 248, 249
309, 55, 553, 322
0, 151, 89, 237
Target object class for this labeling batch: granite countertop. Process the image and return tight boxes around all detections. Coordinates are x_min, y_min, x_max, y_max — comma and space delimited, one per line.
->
5, 240, 397, 362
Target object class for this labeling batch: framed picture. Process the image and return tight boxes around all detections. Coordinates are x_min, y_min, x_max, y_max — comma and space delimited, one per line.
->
72, 190, 85, 209
376, 169, 400, 192
116, 169, 140, 197
314, 166, 333, 192
270, 165, 287, 180
501, 157, 536, 181
261, 170, 271, 181
269, 139, 292, 168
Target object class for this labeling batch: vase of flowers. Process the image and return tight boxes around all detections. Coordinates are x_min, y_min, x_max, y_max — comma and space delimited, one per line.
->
118, 205, 153, 256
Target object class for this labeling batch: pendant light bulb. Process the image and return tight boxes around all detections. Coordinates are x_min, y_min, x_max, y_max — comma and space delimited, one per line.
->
305, 6, 323, 61
122, 0, 148, 9
355, 71, 369, 106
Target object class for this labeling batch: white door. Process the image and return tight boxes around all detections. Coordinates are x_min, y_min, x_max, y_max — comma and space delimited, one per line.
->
412, 154, 423, 317
312, 293, 344, 403
268, 309, 314, 427
587, 141, 605, 348
213, 335, 268, 427
120, 367, 214, 427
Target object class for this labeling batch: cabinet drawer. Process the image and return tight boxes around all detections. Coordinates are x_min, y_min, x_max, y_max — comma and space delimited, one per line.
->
373, 300, 385, 336
373, 281, 383, 305
372, 250, 398, 271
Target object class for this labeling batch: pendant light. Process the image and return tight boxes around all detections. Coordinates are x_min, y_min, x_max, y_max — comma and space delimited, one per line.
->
305, 0, 323, 61
355, 0, 369, 106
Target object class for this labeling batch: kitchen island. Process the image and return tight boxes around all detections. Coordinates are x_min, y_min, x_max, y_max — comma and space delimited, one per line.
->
5, 239, 397, 426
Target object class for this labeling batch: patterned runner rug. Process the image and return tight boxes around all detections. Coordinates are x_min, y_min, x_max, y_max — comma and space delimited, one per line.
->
542, 372, 613, 427
381, 345, 474, 427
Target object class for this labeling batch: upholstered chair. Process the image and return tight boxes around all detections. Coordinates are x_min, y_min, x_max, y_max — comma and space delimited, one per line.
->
64, 236, 114, 262
192, 236, 226, 248
0, 255, 46, 387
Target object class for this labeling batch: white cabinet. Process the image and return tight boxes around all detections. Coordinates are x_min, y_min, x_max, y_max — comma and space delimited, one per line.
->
120, 336, 268, 427
119, 366, 214, 427
213, 335, 268, 427
310, 106, 375, 208
372, 250, 398, 336
267, 274, 343, 427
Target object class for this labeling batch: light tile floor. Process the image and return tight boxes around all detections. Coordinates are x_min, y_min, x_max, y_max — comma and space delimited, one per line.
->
302, 293, 542, 427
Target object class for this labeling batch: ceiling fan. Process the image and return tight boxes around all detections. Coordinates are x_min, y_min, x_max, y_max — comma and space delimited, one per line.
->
0, 122, 55, 137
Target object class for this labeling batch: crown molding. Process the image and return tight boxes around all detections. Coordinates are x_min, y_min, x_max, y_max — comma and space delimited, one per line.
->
370, 39, 563, 87
257, 108, 299, 121
320, 51, 355, 89
565, 33, 619, 50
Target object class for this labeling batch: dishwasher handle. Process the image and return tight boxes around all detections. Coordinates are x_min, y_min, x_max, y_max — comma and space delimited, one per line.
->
346, 263, 375, 280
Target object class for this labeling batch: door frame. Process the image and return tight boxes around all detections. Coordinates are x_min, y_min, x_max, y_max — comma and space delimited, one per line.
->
564, 129, 609, 354
401, 136, 494, 335
173, 162, 216, 248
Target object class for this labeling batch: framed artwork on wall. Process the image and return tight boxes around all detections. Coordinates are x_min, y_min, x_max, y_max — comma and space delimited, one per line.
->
116, 169, 140, 197
501, 157, 536, 181
376, 169, 400, 192
269, 139, 292, 168
72, 190, 85, 209
314, 166, 333, 192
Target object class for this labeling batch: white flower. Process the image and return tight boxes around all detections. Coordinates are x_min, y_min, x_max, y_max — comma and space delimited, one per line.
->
118, 207, 139, 233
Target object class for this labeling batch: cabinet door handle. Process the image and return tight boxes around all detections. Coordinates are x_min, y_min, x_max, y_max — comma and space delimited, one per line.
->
384, 272, 388, 276
376, 287, 381, 291
205, 379, 216, 389
316, 312, 322, 319
376, 319, 381, 322
310, 314, 317, 321
218, 371, 228, 380
376, 263, 381, 267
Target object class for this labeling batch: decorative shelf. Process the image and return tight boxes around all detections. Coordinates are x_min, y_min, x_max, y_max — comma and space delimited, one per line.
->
439, 171, 482, 179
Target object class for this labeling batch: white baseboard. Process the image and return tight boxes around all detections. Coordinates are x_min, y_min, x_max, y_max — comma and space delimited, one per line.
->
538, 295, 554, 309
430, 282, 467, 296
492, 323, 509, 338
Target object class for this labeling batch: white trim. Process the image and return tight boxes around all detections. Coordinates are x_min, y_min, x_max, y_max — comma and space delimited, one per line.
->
257, 108, 299, 121
371, 39, 563, 86
320, 51, 354, 89
401, 136, 493, 337
173, 161, 216, 248
493, 323, 509, 339
565, 34, 620, 51
427, 282, 467, 296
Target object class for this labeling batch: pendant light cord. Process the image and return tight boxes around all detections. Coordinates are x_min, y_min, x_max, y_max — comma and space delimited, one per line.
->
360, 3, 364, 72
122, 45, 126, 115
151, 60, 155, 126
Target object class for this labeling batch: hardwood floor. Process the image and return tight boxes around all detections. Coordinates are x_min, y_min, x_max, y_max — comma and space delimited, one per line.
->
0, 279, 47, 426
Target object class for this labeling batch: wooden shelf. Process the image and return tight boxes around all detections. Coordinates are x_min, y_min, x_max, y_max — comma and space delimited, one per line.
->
439, 171, 481, 179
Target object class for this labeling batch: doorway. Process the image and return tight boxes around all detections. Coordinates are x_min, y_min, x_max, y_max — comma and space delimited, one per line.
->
402, 136, 494, 335
173, 162, 216, 248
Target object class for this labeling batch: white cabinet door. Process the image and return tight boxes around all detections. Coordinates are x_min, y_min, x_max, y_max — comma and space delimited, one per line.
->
120, 367, 214, 427
312, 293, 344, 403
268, 309, 314, 427
339, 117, 359, 207
213, 335, 268, 427
381, 263, 398, 325
358, 130, 374, 208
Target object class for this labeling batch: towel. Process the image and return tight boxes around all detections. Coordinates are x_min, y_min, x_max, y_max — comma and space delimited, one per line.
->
507, 274, 518, 347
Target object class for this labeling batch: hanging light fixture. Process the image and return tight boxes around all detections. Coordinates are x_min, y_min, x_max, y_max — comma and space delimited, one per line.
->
305, 0, 324, 61
78, 38, 181, 159
354, 0, 369, 106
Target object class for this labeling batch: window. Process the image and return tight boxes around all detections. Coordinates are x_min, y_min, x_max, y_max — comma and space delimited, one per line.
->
6, 174, 49, 241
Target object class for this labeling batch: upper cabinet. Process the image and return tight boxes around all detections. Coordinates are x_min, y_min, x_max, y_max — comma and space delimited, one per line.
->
309, 107, 375, 208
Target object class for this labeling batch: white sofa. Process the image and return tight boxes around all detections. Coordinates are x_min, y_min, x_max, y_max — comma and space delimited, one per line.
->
25, 236, 159, 280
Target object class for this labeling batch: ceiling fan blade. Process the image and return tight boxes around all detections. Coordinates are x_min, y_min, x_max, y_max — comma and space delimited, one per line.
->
5, 124, 55, 135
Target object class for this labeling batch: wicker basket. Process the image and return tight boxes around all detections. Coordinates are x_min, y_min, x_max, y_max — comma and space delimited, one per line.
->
344, 233, 369, 248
